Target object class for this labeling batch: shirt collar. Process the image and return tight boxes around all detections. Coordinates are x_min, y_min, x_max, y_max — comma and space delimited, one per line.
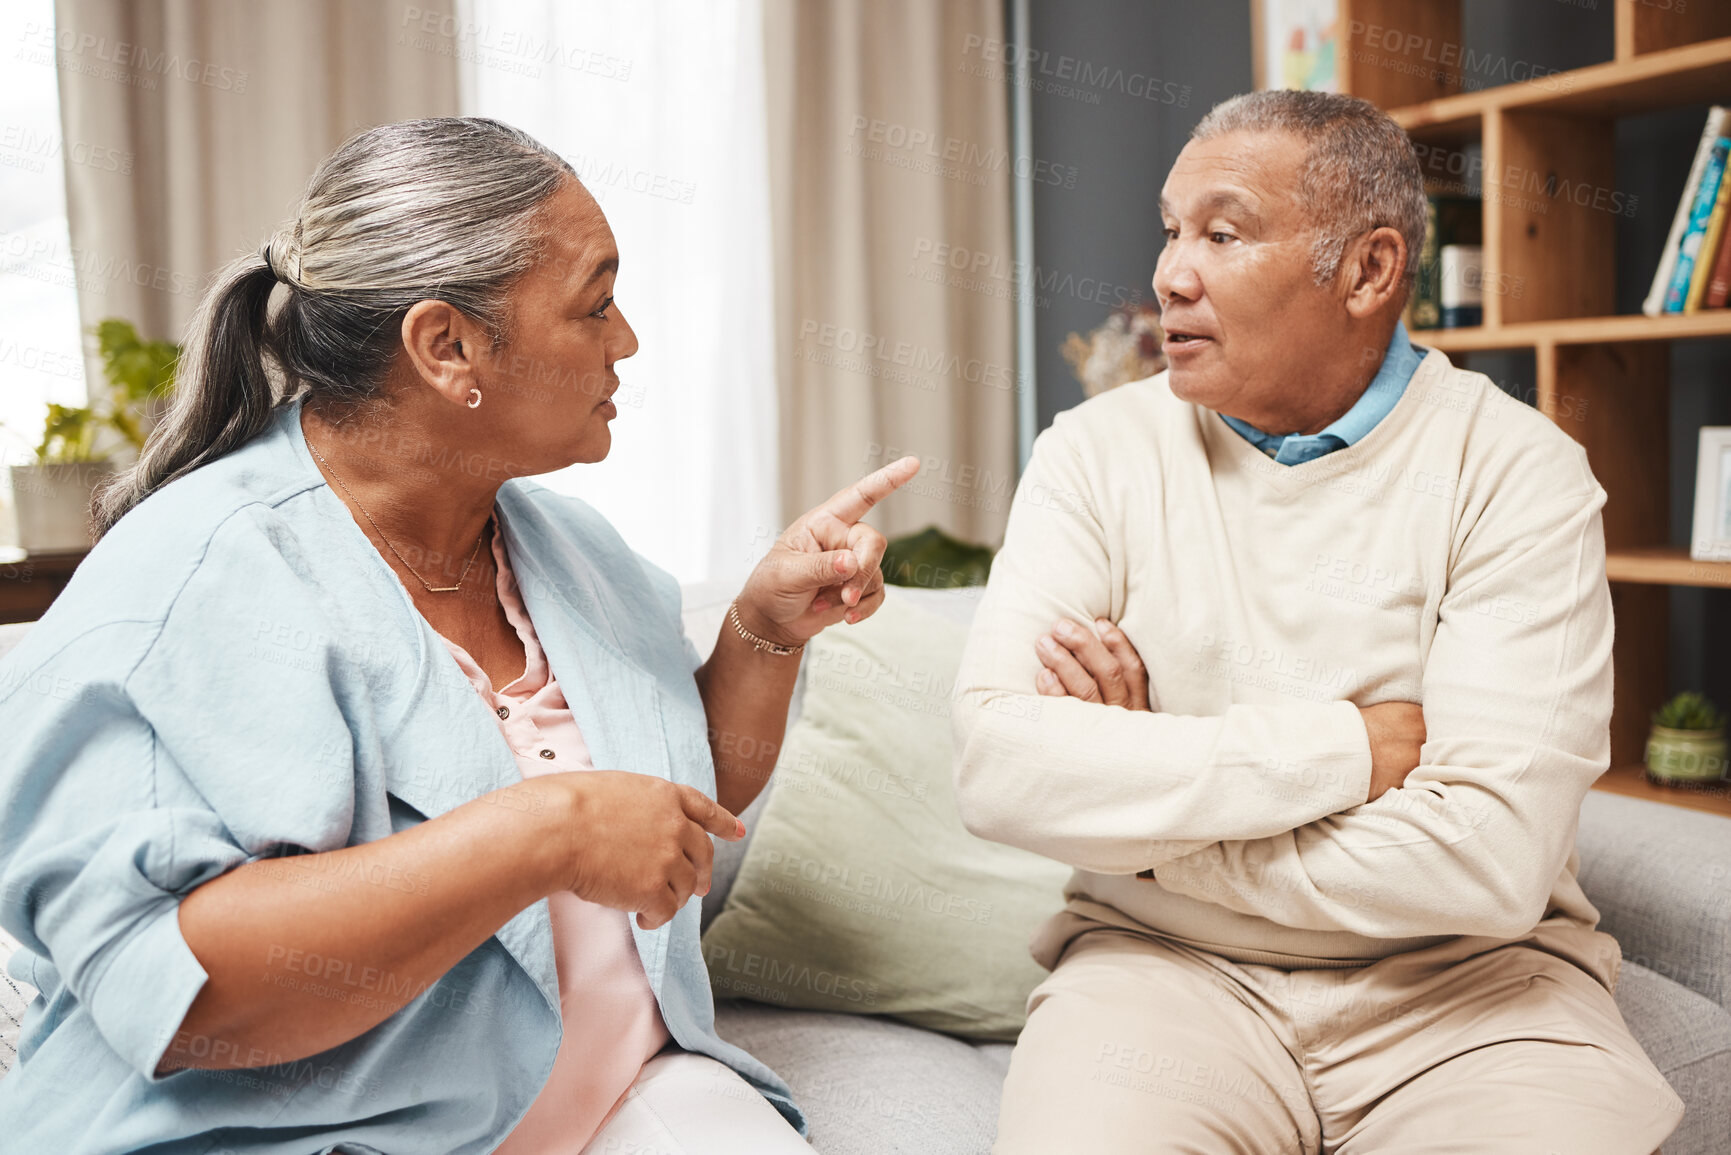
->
1219, 320, 1424, 464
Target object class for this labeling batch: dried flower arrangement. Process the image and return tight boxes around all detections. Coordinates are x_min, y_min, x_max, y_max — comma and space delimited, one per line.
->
1060, 302, 1166, 398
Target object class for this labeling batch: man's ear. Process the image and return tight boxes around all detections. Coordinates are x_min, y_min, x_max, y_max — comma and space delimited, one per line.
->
400, 299, 489, 405
1342, 226, 1408, 321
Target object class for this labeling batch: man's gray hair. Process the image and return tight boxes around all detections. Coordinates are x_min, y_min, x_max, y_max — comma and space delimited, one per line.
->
1191, 90, 1426, 288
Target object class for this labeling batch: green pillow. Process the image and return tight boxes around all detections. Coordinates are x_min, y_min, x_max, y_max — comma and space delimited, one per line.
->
701, 590, 1070, 1041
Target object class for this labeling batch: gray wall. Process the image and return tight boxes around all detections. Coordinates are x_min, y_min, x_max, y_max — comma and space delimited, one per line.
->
1024, 0, 1728, 709
1025, 0, 1251, 430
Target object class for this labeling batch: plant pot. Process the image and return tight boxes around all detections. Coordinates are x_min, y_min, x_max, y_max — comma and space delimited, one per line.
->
9, 462, 113, 552
1644, 725, 1729, 786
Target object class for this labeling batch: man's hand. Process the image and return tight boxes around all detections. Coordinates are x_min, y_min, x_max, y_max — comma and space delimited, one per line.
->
1036, 617, 1150, 710
733, 458, 920, 649
1359, 701, 1426, 802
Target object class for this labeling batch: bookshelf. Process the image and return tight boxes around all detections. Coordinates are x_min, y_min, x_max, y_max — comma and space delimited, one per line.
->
1335, 1, 1731, 815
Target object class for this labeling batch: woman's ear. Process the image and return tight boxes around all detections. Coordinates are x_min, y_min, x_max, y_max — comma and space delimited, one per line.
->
400, 300, 488, 405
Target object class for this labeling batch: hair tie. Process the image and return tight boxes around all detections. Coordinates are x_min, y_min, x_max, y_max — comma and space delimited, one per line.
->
261, 230, 304, 286
260, 240, 283, 282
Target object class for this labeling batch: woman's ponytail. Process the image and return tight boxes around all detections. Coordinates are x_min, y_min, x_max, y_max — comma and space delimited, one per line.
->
91, 252, 280, 536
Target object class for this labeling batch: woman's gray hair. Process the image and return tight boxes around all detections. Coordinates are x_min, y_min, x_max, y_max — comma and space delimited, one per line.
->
1191, 90, 1426, 289
93, 116, 576, 536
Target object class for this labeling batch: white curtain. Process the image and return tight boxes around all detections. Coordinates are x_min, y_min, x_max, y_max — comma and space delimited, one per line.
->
457, 0, 779, 588
50, 0, 461, 400
763, 0, 1016, 545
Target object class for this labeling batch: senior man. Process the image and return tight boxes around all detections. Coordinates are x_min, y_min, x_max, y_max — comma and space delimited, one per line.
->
953, 90, 1682, 1154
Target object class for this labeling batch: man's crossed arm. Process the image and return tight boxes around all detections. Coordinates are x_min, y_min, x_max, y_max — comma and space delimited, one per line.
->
1033, 616, 1427, 806
951, 415, 1615, 941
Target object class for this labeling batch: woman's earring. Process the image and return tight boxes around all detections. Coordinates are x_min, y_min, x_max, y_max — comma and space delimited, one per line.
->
467, 388, 482, 409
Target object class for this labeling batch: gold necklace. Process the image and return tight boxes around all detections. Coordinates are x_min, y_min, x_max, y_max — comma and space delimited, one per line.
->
307, 438, 485, 594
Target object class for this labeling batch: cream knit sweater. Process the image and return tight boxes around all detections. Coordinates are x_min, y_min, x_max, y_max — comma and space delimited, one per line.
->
952, 349, 1614, 966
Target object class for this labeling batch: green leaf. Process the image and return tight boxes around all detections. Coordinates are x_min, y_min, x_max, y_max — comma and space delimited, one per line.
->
881, 526, 995, 589
34, 403, 101, 463
1653, 691, 1726, 731
3, 318, 181, 463
96, 317, 178, 406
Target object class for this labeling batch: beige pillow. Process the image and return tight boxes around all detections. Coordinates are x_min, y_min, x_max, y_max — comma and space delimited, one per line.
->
701, 590, 1069, 1041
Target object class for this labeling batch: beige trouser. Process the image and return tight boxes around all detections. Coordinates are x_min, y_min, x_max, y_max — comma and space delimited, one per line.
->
994, 923, 1683, 1154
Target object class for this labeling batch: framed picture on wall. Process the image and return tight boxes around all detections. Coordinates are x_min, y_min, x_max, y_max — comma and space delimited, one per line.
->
1691, 427, 1731, 562
1250, 0, 1341, 93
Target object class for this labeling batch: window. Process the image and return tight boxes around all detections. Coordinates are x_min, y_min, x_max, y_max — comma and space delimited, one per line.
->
0, 0, 88, 539
457, 0, 779, 586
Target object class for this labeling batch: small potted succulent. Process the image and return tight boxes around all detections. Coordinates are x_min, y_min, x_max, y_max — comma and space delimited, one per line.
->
5, 319, 176, 552
1644, 692, 1728, 786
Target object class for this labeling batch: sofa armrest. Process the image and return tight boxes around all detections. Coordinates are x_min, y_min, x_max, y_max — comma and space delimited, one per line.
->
1575, 790, 1731, 1013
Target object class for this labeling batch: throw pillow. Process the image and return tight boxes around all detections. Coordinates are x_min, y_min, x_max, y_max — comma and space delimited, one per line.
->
701, 589, 1069, 1041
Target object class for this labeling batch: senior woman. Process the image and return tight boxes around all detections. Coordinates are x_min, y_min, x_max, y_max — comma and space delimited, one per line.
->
0, 117, 916, 1154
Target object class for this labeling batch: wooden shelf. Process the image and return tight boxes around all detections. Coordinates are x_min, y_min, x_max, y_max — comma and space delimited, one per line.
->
1415, 311, 1731, 352
1607, 548, 1731, 588
1592, 762, 1731, 819
1342, 1, 1731, 798
1390, 37, 1731, 133
0, 548, 88, 625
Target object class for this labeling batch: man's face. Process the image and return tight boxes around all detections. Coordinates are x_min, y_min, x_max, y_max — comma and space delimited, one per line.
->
1154, 129, 1353, 431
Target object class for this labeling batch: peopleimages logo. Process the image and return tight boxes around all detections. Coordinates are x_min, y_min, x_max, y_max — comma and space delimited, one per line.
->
847, 116, 1079, 188
704, 945, 880, 1006
959, 34, 1192, 108
759, 849, 995, 925
18, 21, 249, 92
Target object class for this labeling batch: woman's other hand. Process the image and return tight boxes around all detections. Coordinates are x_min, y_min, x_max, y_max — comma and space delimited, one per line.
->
734, 457, 921, 648
527, 771, 743, 930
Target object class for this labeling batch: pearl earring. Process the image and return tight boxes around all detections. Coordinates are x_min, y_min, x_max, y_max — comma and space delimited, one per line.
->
467, 388, 482, 409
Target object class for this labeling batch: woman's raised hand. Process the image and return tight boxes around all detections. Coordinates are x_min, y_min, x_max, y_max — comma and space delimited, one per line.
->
525, 771, 744, 930
734, 457, 921, 647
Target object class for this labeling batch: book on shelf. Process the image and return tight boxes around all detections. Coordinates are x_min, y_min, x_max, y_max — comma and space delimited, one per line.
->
1646, 105, 1729, 316
1688, 164, 1731, 312
1439, 245, 1484, 328
1705, 215, 1731, 308
1408, 195, 1481, 331
1665, 133, 1730, 313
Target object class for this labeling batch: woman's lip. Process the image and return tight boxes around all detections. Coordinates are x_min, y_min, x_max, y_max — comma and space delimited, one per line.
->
596, 399, 617, 417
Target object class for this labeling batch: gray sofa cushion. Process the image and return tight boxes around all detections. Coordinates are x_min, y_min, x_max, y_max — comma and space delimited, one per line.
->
1614, 961, 1731, 1155
714, 998, 1008, 1155
1576, 790, 1731, 1011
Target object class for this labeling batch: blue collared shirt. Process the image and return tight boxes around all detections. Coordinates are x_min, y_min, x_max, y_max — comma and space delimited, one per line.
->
1220, 321, 1426, 465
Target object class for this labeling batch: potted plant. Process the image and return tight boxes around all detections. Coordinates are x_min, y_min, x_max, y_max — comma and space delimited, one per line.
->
1644, 691, 1729, 787
5, 319, 177, 552
882, 526, 994, 590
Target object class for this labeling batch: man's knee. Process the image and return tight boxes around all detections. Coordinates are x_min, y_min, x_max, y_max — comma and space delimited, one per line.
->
993, 947, 1317, 1155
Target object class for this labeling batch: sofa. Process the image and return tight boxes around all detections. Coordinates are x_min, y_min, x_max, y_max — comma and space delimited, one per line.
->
3, 587, 1730, 1154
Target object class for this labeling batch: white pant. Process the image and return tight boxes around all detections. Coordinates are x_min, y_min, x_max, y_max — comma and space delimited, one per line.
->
579, 1051, 811, 1155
